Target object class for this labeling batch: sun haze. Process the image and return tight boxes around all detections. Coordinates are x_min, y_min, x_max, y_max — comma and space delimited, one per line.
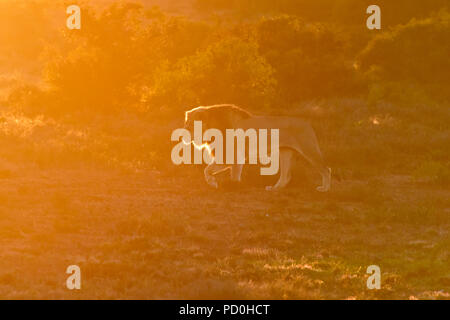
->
0, 0, 448, 300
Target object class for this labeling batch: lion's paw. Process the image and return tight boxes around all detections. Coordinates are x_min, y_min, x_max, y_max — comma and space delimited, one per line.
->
208, 180, 218, 189
316, 185, 329, 192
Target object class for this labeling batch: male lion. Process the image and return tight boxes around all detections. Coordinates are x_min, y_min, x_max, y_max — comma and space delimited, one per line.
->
184, 104, 331, 192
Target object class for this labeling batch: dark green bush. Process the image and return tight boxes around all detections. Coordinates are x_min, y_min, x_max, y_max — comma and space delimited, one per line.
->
359, 10, 450, 103
256, 15, 360, 103
145, 37, 276, 112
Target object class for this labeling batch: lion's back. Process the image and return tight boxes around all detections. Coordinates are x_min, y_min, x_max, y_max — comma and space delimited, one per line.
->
237, 115, 320, 155
239, 116, 315, 140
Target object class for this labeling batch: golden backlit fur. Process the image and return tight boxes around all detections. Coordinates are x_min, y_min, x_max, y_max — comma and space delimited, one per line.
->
185, 104, 331, 192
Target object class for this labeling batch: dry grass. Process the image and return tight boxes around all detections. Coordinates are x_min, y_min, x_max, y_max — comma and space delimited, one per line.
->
0, 97, 448, 300
0, 156, 448, 299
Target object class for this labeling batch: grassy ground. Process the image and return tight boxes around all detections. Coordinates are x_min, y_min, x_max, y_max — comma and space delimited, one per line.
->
0, 0, 448, 300
0, 97, 448, 299
0, 158, 448, 299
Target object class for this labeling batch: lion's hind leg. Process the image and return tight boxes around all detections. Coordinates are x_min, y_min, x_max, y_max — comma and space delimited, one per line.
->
291, 135, 331, 192
316, 166, 331, 192
266, 148, 294, 191
230, 164, 244, 182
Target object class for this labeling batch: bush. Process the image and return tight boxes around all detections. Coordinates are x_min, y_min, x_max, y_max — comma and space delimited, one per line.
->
34, 4, 213, 117
196, 0, 449, 27
256, 15, 360, 103
359, 10, 450, 103
145, 37, 277, 113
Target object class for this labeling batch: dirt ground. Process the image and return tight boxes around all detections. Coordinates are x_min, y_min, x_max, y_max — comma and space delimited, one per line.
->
0, 162, 448, 300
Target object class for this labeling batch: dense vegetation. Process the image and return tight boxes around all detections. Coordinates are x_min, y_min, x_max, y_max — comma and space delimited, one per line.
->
2, 1, 448, 179
3, 1, 449, 116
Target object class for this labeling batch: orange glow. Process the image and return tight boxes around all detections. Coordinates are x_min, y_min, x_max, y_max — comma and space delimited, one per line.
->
0, 0, 448, 301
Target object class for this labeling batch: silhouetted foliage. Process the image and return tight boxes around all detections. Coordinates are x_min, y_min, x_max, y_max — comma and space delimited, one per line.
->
359, 10, 450, 104
256, 15, 360, 102
4, 1, 449, 118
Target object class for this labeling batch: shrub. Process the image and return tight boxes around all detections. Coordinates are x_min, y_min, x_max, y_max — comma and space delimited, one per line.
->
255, 15, 360, 103
196, 0, 449, 27
359, 10, 450, 103
34, 4, 212, 117
145, 37, 277, 113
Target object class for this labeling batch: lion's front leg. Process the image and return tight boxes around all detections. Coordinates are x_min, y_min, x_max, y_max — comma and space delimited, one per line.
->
204, 163, 230, 189
204, 163, 218, 188
230, 164, 244, 182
